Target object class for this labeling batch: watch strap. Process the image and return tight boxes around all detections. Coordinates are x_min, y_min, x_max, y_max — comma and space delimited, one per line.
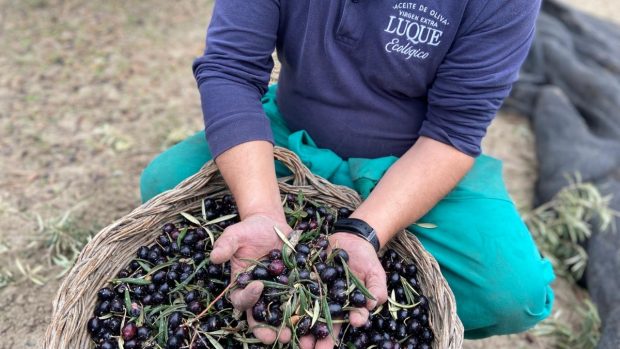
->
333, 218, 380, 252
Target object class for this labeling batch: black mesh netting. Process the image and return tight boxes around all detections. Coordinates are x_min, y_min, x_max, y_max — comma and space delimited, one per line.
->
504, 1, 620, 347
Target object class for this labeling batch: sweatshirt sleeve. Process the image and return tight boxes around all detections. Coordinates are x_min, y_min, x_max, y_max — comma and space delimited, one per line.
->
419, 0, 541, 156
192, 0, 279, 158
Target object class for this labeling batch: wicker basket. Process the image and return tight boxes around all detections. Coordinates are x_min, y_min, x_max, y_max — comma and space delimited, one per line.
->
44, 147, 464, 349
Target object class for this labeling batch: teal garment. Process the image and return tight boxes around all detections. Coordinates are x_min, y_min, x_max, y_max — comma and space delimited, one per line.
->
140, 85, 555, 339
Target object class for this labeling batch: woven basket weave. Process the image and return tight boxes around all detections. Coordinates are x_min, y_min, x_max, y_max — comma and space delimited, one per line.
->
44, 147, 464, 349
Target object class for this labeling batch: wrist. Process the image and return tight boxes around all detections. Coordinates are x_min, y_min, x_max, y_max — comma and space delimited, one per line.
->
348, 211, 392, 249
331, 232, 376, 251
237, 194, 285, 222
333, 218, 381, 252
243, 207, 286, 224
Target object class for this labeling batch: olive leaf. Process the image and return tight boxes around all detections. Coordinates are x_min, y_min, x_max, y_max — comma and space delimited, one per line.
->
138, 304, 145, 326
401, 277, 419, 298
282, 244, 295, 269
321, 296, 335, 341
205, 333, 225, 349
201, 199, 207, 221
147, 305, 165, 318
124, 287, 132, 313
342, 262, 376, 301
401, 278, 415, 304
113, 277, 151, 285
311, 299, 320, 327
260, 280, 291, 290
342, 257, 351, 289
181, 212, 202, 225
204, 226, 215, 247
145, 258, 178, 277
388, 290, 398, 319
206, 214, 237, 225
157, 315, 166, 346
298, 286, 308, 315
371, 304, 383, 316
177, 226, 188, 247
414, 222, 437, 229
274, 226, 296, 252
276, 297, 294, 344
387, 290, 420, 309
135, 259, 152, 272
288, 229, 302, 248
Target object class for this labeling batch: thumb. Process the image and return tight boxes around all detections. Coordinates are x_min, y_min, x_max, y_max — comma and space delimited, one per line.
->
364, 271, 388, 310
210, 227, 239, 264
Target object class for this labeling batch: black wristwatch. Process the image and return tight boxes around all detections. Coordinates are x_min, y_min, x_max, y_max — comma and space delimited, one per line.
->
333, 218, 381, 252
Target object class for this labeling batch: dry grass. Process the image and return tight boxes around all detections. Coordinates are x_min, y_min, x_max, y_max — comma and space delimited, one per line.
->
533, 299, 601, 349
0, 0, 616, 348
0, 1, 211, 346
525, 177, 617, 281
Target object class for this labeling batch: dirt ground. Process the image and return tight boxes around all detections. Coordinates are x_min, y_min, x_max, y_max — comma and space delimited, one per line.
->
0, 0, 616, 348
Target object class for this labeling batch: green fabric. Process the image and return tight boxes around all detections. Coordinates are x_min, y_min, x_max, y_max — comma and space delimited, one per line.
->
141, 85, 555, 339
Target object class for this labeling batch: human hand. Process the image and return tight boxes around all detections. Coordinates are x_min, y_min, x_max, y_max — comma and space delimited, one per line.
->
210, 212, 294, 344
297, 232, 389, 349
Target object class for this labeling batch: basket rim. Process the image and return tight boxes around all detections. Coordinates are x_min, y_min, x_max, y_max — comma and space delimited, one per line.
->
43, 146, 463, 349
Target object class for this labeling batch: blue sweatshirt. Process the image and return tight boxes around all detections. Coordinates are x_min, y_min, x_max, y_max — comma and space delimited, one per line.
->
193, 0, 540, 159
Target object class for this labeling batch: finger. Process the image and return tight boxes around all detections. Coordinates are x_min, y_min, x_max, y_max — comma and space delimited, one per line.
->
315, 323, 341, 349
230, 281, 263, 311
348, 307, 369, 327
210, 226, 239, 264
276, 326, 292, 344
247, 310, 277, 345
246, 309, 292, 344
365, 271, 388, 310
299, 335, 315, 349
